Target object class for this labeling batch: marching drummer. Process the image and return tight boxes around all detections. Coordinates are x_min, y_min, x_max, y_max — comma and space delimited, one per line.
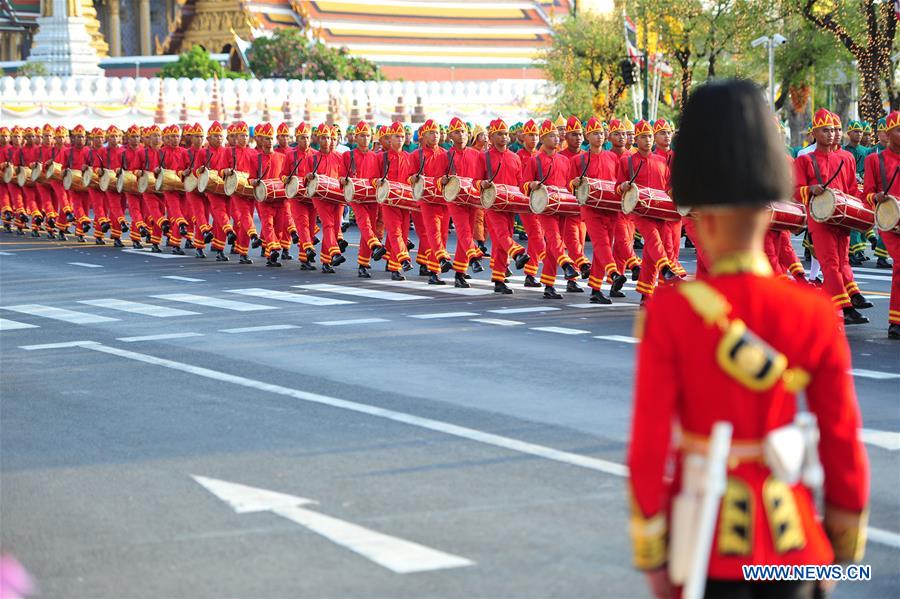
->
341, 120, 387, 278
286, 122, 319, 270
181, 123, 213, 259
794, 109, 874, 325
377, 121, 416, 279
862, 110, 900, 339
99, 125, 127, 247
218, 121, 260, 264
275, 123, 292, 155
300, 123, 347, 273
407, 118, 451, 285
515, 118, 546, 288
247, 123, 288, 268
62, 124, 93, 242
32, 124, 59, 238
607, 119, 642, 282
158, 124, 191, 253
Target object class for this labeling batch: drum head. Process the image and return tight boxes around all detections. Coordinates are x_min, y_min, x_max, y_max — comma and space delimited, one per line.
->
2, 164, 13, 184
375, 179, 390, 203
81, 167, 93, 187
62, 169, 74, 190
306, 174, 319, 198
529, 186, 549, 214
254, 181, 266, 202
480, 183, 497, 209
442, 176, 460, 202
809, 190, 835, 223
196, 169, 209, 193
574, 179, 589, 205
116, 171, 126, 193
45, 163, 58, 180
676, 204, 692, 217
30, 165, 42, 183
343, 180, 355, 203
411, 176, 424, 200
137, 172, 150, 194
16, 168, 26, 187
621, 186, 638, 215
224, 173, 238, 196
98, 169, 112, 191
184, 173, 197, 193
285, 176, 300, 199
154, 170, 166, 192
875, 196, 900, 232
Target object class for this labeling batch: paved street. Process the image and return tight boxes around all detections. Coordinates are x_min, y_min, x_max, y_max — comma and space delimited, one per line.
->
1, 227, 898, 598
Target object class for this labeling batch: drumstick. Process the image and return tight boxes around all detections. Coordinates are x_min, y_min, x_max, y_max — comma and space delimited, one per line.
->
885, 166, 899, 196
822, 161, 843, 189
539, 162, 552, 186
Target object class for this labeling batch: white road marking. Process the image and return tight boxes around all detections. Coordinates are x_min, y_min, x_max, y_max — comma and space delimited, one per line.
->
221, 324, 300, 334
854, 266, 892, 274
67, 262, 103, 268
408, 311, 479, 319
122, 248, 188, 259
0, 318, 38, 331
852, 273, 892, 282
20, 340, 99, 350
163, 275, 205, 282
193, 476, 474, 574
567, 303, 640, 309
315, 318, 390, 326
0, 251, 13, 255
868, 527, 900, 549
225, 288, 353, 306
851, 368, 900, 380
531, 326, 591, 335
294, 283, 430, 301
117, 332, 204, 343
78, 299, 200, 318
594, 335, 640, 344
860, 429, 900, 451
374, 279, 493, 296
469, 318, 524, 326
2, 304, 119, 324
489, 307, 561, 314
152, 293, 277, 312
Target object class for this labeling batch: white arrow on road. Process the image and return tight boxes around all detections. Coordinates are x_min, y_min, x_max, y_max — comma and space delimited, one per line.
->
193, 475, 474, 574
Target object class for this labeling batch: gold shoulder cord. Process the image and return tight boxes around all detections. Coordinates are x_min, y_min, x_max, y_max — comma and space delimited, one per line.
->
678, 282, 809, 393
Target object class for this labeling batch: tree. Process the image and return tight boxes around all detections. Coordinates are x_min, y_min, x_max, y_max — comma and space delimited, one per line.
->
16, 61, 48, 77
540, 13, 628, 119
157, 45, 249, 80
247, 29, 383, 81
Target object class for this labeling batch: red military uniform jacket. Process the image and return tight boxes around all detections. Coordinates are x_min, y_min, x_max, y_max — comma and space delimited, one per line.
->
299, 149, 345, 180
285, 147, 316, 178
615, 150, 669, 193
409, 144, 446, 179
63, 145, 91, 170
435, 145, 481, 180
569, 149, 620, 183
794, 148, 859, 206
251, 149, 286, 183
627, 251, 869, 579
122, 144, 145, 171
480, 146, 521, 187
343, 146, 381, 179
378, 149, 415, 184
862, 147, 900, 206
654, 147, 673, 165
160, 144, 189, 172
559, 146, 583, 160
520, 149, 576, 194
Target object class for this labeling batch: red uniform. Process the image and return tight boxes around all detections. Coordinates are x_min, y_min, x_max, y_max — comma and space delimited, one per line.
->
435, 146, 484, 274
609, 148, 641, 275
32, 143, 62, 225
183, 146, 212, 249
225, 144, 260, 256
863, 146, 900, 327
62, 144, 93, 236
202, 145, 234, 252
252, 149, 287, 257
344, 146, 384, 267
86, 146, 111, 240
299, 149, 346, 266
409, 145, 449, 274
615, 150, 673, 296
159, 144, 191, 245
794, 148, 862, 309
479, 146, 526, 283
285, 146, 317, 261
517, 146, 545, 279
628, 251, 869, 581
122, 144, 148, 244
378, 148, 416, 272
136, 146, 166, 246
97, 145, 127, 240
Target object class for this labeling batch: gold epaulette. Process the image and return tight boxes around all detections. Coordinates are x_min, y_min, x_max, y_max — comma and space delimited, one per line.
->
628, 495, 667, 570
825, 505, 869, 563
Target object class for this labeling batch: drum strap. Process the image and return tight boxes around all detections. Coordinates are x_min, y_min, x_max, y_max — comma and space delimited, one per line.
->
256, 152, 266, 180
18, 147, 23, 166
416, 148, 425, 176
67, 146, 74, 169
628, 155, 634, 179
485, 150, 493, 180
534, 155, 543, 181
447, 150, 456, 176
86, 147, 94, 168
231, 145, 237, 170
579, 153, 590, 179
349, 148, 356, 177
381, 151, 390, 180
144, 147, 150, 171
809, 155, 825, 186
188, 149, 195, 170
121, 149, 127, 171
158, 148, 165, 170
96, 150, 104, 169
877, 152, 898, 195
204, 148, 214, 169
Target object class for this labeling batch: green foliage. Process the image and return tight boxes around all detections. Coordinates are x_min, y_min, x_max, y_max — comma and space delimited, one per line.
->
17, 61, 48, 77
157, 45, 250, 80
247, 29, 383, 81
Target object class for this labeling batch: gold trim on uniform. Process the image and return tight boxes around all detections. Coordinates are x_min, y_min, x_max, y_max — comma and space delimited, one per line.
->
762, 477, 807, 554
824, 505, 868, 563
628, 494, 667, 570
716, 319, 789, 392
717, 477, 753, 556
709, 250, 774, 277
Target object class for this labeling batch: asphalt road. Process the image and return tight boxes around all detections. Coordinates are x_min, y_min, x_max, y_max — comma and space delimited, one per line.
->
1, 225, 897, 599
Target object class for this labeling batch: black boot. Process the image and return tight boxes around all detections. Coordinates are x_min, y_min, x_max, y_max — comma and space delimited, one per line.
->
566, 280, 584, 293
631, 265, 641, 281
341, 221, 350, 233
281, 249, 292, 261
406, 239, 415, 251
633, 238, 643, 249
66, 211, 75, 223
313, 235, 320, 245
851, 294, 874, 310
139, 226, 150, 239
195, 248, 206, 258
562, 263, 578, 280
477, 241, 490, 257
514, 253, 530, 270
358, 266, 372, 278
331, 253, 347, 267
57, 230, 67, 240
239, 254, 253, 264
610, 272, 628, 293
543, 285, 562, 299
877, 256, 892, 269
266, 252, 281, 267
305, 247, 317, 264
517, 231, 528, 241
251, 235, 263, 249
299, 262, 316, 271
321, 263, 335, 273
871, 237, 878, 251
172, 246, 185, 255
888, 323, 900, 340
524, 274, 541, 288
428, 272, 446, 285
81, 221, 91, 233
372, 245, 387, 262
470, 258, 484, 273
848, 253, 862, 266
419, 264, 430, 277
391, 270, 406, 281
579, 263, 591, 279
338, 238, 349, 253
661, 266, 679, 282
120, 221, 129, 233
290, 231, 300, 244
131, 239, 142, 249
226, 231, 237, 245
401, 259, 413, 272
590, 289, 612, 304
610, 288, 626, 298
150, 243, 162, 253
161, 222, 170, 236
184, 239, 194, 249
213, 249, 227, 261
75, 234, 86, 242
440, 257, 453, 273
843, 307, 869, 325
494, 281, 513, 294
113, 238, 125, 248
454, 272, 470, 288
101, 222, 111, 233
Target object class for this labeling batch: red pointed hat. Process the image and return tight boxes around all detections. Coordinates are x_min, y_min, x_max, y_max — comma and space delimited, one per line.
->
538, 119, 556, 138
447, 117, 467, 134
207, 121, 224, 136
488, 118, 509, 134
386, 121, 405, 137
71, 124, 86, 136
294, 122, 311, 136
106, 125, 123, 137
521, 119, 539, 135
355, 121, 372, 135
811, 108, 839, 129
653, 118, 672, 133
633, 120, 654, 136
885, 111, 900, 132
255, 122, 274, 138
565, 116, 583, 132
606, 119, 626, 133
419, 118, 439, 134
276, 122, 290, 136
585, 117, 604, 135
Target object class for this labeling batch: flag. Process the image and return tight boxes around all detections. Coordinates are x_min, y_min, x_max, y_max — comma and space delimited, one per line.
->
623, 12, 641, 65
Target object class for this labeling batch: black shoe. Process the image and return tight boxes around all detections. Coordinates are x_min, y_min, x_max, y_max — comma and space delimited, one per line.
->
338, 238, 349, 253
101, 222, 111, 233
428, 273, 446, 285
514, 253, 530, 270
299, 262, 315, 271
66, 212, 75, 223
419, 264, 430, 277
454, 272, 470, 288
543, 286, 562, 299
406, 239, 415, 251
590, 289, 612, 304
341, 222, 350, 233
114, 238, 126, 248
290, 231, 300, 244
57, 230, 67, 240
631, 265, 641, 281
120, 221, 129, 233
871, 237, 878, 251
661, 266, 678, 282
851, 294, 874, 310
93, 236, 105, 245
131, 240, 142, 249
239, 254, 253, 264
150, 243, 162, 253
610, 289, 626, 298
464, 274, 472, 279
47, 231, 57, 240
331, 253, 347, 267
634, 238, 644, 250
15, 228, 25, 236
524, 274, 541, 288
391, 270, 406, 281
843, 307, 869, 325
321, 263, 335, 273
280, 249, 292, 260
305, 248, 317, 264
266, 254, 281, 267
31, 230, 41, 238
470, 259, 484, 273
579, 263, 591, 279
195, 248, 206, 258
215, 250, 228, 261
229, 246, 238, 254
184, 239, 194, 249
517, 231, 528, 241
684, 237, 694, 248
477, 241, 490, 257
18, 213, 29, 224
849, 254, 862, 266
440, 257, 453, 273
178, 223, 188, 237
494, 281, 513, 294
856, 251, 870, 262
168, 245, 183, 255
358, 266, 372, 278
82, 221, 91, 233
251, 236, 263, 249
888, 323, 900, 340
566, 280, 584, 293
161, 222, 170, 236
562, 263, 578, 280
505, 268, 513, 278
877, 256, 892, 269
313, 235, 321, 245
2, 223, 11, 233
401, 259, 413, 272
139, 226, 149, 238
372, 245, 387, 262
611, 272, 627, 293
227, 231, 237, 245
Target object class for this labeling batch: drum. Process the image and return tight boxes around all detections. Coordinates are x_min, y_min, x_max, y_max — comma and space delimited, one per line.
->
155, 168, 184, 193
2, 163, 13, 184
116, 170, 139, 194
411, 175, 443, 204
136, 170, 157, 194
29, 163, 42, 183
43, 162, 63, 183
81, 166, 95, 189
224, 171, 253, 197
809, 188, 875, 233
15, 166, 32, 187
439, 175, 480, 207
874, 195, 900, 234
183, 171, 198, 193
62, 167, 87, 191
284, 175, 305, 199
344, 177, 378, 204
621, 185, 680, 221
254, 179, 288, 203
480, 182, 530, 213
197, 168, 226, 195
375, 179, 420, 212
572, 177, 620, 213
306, 174, 345, 203
97, 168, 116, 192
768, 201, 806, 233
528, 184, 580, 216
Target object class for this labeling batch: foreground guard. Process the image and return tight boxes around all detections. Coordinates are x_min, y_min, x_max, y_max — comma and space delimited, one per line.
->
627, 80, 869, 599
